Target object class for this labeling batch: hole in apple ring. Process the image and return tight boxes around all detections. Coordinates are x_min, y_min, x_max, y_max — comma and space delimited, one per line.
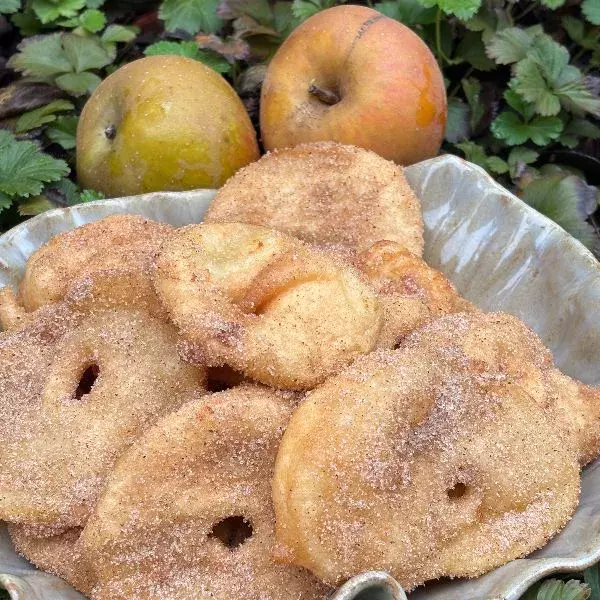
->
208, 516, 253, 549
74, 364, 100, 400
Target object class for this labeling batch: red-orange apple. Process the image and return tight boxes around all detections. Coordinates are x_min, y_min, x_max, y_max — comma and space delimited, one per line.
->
260, 5, 446, 165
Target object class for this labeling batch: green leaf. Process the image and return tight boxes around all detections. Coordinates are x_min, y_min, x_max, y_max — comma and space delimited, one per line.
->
508, 146, 539, 178
159, 0, 223, 34
31, 0, 85, 24
504, 88, 536, 121
486, 156, 509, 174
0, 0, 20, 15
492, 110, 563, 146
584, 565, 600, 600
8, 33, 72, 78
540, 0, 566, 8
375, 0, 436, 25
144, 41, 230, 73
0, 191, 14, 212
15, 99, 74, 133
62, 33, 112, 72
521, 177, 599, 251
582, 0, 600, 25
560, 117, 600, 147
55, 71, 102, 95
421, 0, 481, 20
18, 195, 55, 216
455, 140, 488, 168
463, 78, 485, 130
11, 6, 43, 35
445, 98, 470, 143
513, 57, 561, 116
273, 1, 299, 36
0, 130, 69, 198
85, 0, 104, 8
486, 27, 533, 64
79, 8, 106, 32
456, 30, 495, 71
46, 115, 78, 149
79, 188, 105, 202
100, 24, 138, 43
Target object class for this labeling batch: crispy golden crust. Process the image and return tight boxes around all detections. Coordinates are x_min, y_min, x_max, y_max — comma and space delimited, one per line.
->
20, 215, 172, 312
8, 525, 93, 595
153, 222, 382, 390
401, 312, 600, 465
206, 142, 424, 255
0, 286, 30, 332
81, 386, 331, 600
0, 308, 206, 532
273, 326, 580, 589
356, 241, 477, 347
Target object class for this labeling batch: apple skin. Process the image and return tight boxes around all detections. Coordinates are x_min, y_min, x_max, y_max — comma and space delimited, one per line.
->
77, 55, 259, 197
260, 5, 447, 165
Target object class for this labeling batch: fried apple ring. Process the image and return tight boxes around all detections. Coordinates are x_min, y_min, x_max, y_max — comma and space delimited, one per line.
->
0, 308, 205, 532
154, 222, 382, 390
8, 525, 93, 595
273, 344, 580, 589
205, 142, 424, 255
81, 385, 331, 600
400, 312, 600, 465
2, 215, 173, 326
356, 241, 477, 347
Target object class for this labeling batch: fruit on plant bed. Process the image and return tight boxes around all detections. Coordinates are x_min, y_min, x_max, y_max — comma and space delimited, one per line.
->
76, 55, 259, 197
260, 5, 447, 165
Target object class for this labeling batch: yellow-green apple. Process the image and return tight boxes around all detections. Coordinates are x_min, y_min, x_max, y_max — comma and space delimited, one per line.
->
260, 5, 446, 165
77, 55, 259, 197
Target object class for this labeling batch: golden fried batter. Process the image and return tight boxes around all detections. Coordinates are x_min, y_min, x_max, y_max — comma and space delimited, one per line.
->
205, 142, 424, 255
154, 222, 382, 390
0, 308, 205, 532
401, 312, 600, 465
273, 341, 580, 589
11, 215, 172, 316
81, 385, 331, 600
8, 525, 93, 595
356, 241, 476, 347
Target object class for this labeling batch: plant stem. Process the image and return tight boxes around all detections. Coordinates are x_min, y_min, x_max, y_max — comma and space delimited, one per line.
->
449, 67, 473, 98
514, 2, 537, 22
435, 7, 453, 66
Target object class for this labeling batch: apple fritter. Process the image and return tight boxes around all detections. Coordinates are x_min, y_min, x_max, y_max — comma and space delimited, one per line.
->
81, 385, 331, 600
273, 338, 580, 589
0, 308, 206, 532
153, 222, 382, 390
205, 142, 424, 255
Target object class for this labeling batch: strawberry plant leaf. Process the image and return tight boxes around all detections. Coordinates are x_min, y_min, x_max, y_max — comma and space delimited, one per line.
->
79, 8, 106, 32
521, 177, 599, 251
144, 41, 230, 73
100, 24, 138, 43
582, 0, 600, 25
79, 188, 105, 202
8, 33, 72, 78
0, 0, 20, 14
492, 110, 563, 145
584, 565, 600, 599
486, 26, 533, 64
508, 147, 539, 177
540, 0, 566, 8
18, 195, 55, 216
456, 30, 496, 70
455, 140, 488, 167
62, 33, 112, 72
445, 98, 470, 142
15, 99, 74, 133
560, 116, 600, 147
463, 78, 485, 130
513, 57, 561, 116
31, 0, 86, 24
159, 0, 223, 34
55, 71, 102, 95
486, 156, 509, 174
375, 0, 437, 25
46, 115, 78, 149
418, 0, 482, 21
0, 130, 69, 198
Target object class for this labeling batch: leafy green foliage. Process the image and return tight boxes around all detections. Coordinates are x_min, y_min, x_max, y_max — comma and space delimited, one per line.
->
0, 0, 20, 14
15, 100, 74, 133
582, 0, 600, 25
0, 131, 69, 202
159, 0, 222, 34
521, 578, 591, 600
144, 41, 231, 73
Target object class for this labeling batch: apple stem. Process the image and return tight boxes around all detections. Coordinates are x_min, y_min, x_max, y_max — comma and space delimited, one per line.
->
104, 124, 117, 140
308, 84, 339, 106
